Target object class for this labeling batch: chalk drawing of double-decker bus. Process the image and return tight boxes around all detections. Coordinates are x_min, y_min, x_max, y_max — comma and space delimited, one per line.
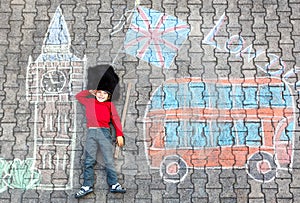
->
144, 77, 294, 183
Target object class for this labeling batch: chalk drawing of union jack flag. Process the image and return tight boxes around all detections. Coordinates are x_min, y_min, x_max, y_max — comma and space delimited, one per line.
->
124, 6, 190, 69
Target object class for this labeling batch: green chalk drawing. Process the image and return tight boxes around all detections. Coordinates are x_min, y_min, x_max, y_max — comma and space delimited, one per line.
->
0, 158, 41, 192
0, 159, 10, 193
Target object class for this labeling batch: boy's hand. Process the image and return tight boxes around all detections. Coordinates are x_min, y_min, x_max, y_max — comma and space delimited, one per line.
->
89, 90, 97, 96
117, 136, 124, 147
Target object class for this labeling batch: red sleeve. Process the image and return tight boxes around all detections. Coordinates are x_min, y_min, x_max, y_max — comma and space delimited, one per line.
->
75, 90, 91, 105
110, 102, 124, 137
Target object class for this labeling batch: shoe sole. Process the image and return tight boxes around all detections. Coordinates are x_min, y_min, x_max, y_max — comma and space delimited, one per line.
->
110, 190, 126, 193
75, 190, 93, 199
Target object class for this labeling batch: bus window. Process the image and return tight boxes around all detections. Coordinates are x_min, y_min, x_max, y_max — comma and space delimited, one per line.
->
190, 122, 207, 147
243, 86, 258, 108
269, 85, 293, 107
189, 82, 206, 108
165, 121, 179, 148
258, 85, 272, 107
205, 84, 218, 108
234, 121, 247, 145
200, 122, 235, 147
165, 121, 210, 148
245, 122, 262, 146
177, 121, 193, 147
269, 85, 284, 107
258, 85, 289, 108
165, 121, 236, 148
151, 87, 163, 110
204, 122, 216, 146
163, 84, 179, 109
177, 83, 192, 108
217, 122, 234, 146
235, 121, 263, 146
216, 85, 232, 109
232, 86, 245, 109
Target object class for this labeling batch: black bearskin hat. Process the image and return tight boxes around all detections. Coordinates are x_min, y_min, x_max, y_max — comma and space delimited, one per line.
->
87, 65, 120, 100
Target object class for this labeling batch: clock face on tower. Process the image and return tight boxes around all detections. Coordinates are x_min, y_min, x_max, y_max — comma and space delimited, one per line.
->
41, 70, 67, 93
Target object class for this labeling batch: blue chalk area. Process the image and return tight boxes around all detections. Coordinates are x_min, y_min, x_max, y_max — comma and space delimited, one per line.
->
45, 8, 69, 46
164, 120, 264, 148
150, 80, 294, 149
150, 81, 293, 110
279, 121, 294, 141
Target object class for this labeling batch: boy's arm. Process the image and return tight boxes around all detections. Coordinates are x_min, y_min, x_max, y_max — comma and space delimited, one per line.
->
110, 102, 123, 137
75, 90, 92, 105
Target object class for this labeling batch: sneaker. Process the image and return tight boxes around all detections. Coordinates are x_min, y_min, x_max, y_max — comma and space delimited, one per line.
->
110, 183, 126, 193
75, 186, 93, 198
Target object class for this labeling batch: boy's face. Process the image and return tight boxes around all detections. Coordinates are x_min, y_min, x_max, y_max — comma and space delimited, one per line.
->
95, 90, 109, 102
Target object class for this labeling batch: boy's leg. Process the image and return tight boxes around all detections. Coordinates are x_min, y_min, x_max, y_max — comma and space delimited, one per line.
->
97, 128, 118, 186
75, 129, 97, 198
83, 129, 98, 187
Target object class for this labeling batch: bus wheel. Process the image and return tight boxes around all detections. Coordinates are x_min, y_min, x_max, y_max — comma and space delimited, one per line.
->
246, 152, 277, 182
160, 155, 188, 183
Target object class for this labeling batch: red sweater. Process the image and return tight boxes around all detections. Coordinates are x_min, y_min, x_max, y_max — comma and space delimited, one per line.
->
76, 90, 123, 136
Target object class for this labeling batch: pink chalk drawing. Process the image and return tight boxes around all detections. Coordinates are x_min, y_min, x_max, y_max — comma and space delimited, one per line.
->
144, 77, 295, 183
124, 6, 190, 69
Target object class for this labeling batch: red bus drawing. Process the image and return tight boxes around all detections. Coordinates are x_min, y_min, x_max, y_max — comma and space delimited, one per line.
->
144, 77, 294, 183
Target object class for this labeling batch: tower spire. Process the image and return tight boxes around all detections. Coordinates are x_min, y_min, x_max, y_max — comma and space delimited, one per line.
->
36, 6, 80, 62
42, 7, 70, 54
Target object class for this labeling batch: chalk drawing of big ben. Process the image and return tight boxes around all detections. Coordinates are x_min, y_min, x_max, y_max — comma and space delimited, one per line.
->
26, 7, 86, 190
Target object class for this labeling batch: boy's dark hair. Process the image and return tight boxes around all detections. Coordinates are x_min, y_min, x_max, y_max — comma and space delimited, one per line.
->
87, 65, 120, 101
